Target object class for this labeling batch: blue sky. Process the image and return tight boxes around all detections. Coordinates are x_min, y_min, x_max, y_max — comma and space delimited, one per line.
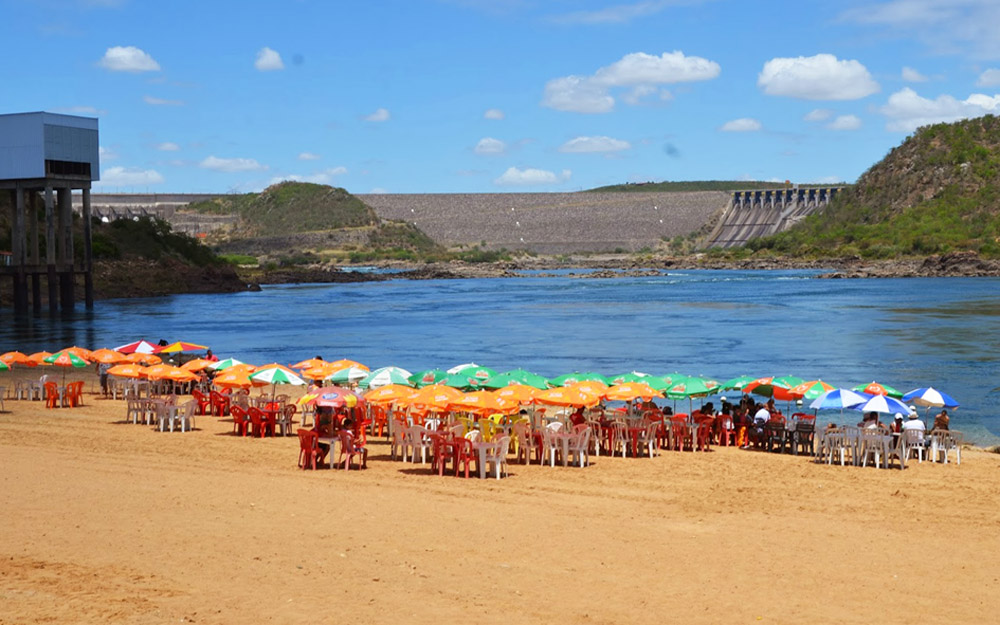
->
4, 0, 1000, 193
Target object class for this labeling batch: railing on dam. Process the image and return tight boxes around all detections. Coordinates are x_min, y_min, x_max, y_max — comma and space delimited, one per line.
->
705, 187, 842, 248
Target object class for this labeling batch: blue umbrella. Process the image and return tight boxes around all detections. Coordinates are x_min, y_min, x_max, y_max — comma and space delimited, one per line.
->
853, 394, 912, 415
809, 388, 870, 411
901, 387, 959, 409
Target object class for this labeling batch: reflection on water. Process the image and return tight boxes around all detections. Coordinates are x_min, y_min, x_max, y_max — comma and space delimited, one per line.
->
2, 271, 999, 443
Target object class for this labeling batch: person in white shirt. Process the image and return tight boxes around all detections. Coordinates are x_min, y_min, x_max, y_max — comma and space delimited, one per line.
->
901, 407, 926, 442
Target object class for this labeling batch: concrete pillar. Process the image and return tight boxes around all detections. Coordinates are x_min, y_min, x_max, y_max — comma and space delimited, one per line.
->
57, 188, 74, 312
45, 186, 58, 314
12, 187, 29, 313
29, 191, 41, 312
82, 188, 94, 309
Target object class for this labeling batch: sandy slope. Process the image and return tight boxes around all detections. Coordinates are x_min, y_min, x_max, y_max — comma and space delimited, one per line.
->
2, 380, 999, 624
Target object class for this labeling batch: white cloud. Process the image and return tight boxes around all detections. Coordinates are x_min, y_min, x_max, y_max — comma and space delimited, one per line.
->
99, 166, 164, 186
156, 142, 180, 151
902, 66, 928, 82
719, 118, 762, 132
98, 146, 117, 161
97, 46, 160, 72
298, 152, 321, 161
254, 47, 284, 71
542, 76, 616, 113
143, 95, 183, 106
977, 68, 1000, 87
804, 108, 833, 122
363, 107, 390, 122
758, 54, 879, 100
880, 87, 1000, 132
494, 167, 571, 186
474, 137, 506, 155
542, 50, 720, 113
840, 1, 1000, 60
271, 167, 347, 186
811, 175, 844, 185
559, 135, 632, 153
621, 84, 658, 105
827, 114, 862, 130
199, 156, 267, 172
484, 108, 505, 120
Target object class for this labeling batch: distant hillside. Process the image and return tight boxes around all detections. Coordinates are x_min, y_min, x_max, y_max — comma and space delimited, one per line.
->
588, 180, 843, 193
756, 115, 1000, 258
186, 182, 378, 237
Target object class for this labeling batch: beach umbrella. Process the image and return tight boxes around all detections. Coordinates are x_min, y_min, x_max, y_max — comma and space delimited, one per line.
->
114, 339, 161, 354
181, 358, 214, 372
311, 386, 365, 410
721, 374, 756, 391
107, 364, 149, 379
44, 350, 89, 376
440, 372, 484, 391
208, 357, 245, 371
157, 341, 208, 354
604, 382, 663, 402
364, 384, 417, 405
809, 388, 870, 411
1, 351, 35, 367
327, 366, 370, 385
854, 394, 912, 415
123, 352, 161, 365
447, 391, 516, 415
607, 371, 651, 385
787, 380, 836, 402
292, 358, 327, 370
145, 365, 198, 383
90, 348, 128, 364
404, 384, 464, 411
446, 362, 480, 374
359, 366, 413, 389
902, 387, 959, 409
564, 380, 610, 396
327, 359, 369, 372
659, 372, 688, 387
250, 366, 306, 401
853, 381, 903, 399
59, 346, 93, 361
534, 387, 601, 408
409, 369, 449, 388
742, 375, 804, 400
483, 369, 550, 390
28, 351, 53, 365
301, 364, 337, 381
447, 364, 497, 384
549, 372, 609, 387
213, 371, 252, 390
666, 376, 715, 400
494, 383, 540, 404
0, 360, 8, 372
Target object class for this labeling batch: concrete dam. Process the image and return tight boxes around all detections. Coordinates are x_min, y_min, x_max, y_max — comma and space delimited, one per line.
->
84, 188, 840, 253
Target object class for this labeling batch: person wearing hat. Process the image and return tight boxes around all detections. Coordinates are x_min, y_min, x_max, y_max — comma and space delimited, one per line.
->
901, 406, 926, 441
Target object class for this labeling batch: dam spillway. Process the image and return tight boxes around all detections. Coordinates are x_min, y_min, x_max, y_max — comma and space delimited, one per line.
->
705, 187, 841, 248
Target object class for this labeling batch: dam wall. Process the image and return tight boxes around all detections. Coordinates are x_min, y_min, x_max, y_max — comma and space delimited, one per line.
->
705, 187, 841, 248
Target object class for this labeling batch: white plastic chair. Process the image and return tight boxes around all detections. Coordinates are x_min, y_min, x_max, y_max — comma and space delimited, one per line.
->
404, 426, 432, 464
480, 435, 511, 479
177, 400, 197, 432
565, 425, 591, 467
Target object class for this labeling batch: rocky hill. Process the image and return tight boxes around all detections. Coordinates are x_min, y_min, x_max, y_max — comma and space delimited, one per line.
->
757, 115, 1000, 258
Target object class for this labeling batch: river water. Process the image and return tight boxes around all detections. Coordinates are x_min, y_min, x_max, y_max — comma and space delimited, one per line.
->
4, 270, 999, 443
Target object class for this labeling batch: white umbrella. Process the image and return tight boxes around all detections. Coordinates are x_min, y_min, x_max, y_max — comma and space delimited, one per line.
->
359, 366, 413, 389
854, 394, 911, 415
809, 388, 870, 410
446, 362, 479, 374
901, 387, 959, 408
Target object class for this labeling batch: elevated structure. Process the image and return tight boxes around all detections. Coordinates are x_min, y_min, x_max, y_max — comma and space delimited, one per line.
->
705, 186, 841, 248
1, 112, 98, 313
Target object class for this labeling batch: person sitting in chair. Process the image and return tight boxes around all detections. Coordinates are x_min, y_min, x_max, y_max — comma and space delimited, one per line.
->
932, 409, 950, 431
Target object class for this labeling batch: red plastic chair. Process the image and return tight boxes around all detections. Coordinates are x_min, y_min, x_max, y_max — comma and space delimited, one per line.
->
337, 429, 367, 470
454, 437, 477, 478
209, 390, 231, 416
717, 414, 736, 446
669, 415, 690, 451
247, 407, 268, 438
430, 432, 457, 475
191, 389, 211, 415
231, 405, 250, 437
696, 418, 714, 451
44, 382, 60, 409
297, 429, 326, 469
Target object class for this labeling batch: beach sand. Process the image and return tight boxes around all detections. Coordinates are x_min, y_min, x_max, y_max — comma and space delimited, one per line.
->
2, 373, 999, 624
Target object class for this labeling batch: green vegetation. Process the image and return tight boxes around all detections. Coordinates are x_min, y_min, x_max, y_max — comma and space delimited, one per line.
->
91, 217, 224, 266
589, 180, 844, 193
218, 253, 259, 266
187, 182, 377, 236
749, 115, 1000, 258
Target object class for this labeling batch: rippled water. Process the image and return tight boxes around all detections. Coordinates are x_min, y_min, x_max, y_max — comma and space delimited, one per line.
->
4, 270, 999, 443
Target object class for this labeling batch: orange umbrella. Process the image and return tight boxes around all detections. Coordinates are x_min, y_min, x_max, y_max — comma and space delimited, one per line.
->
254, 363, 296, 374
223, 363, 257, 376
404, 384, 463, 410
1, 351, 36, 367
143, 364, 176, 380
604, 382, 663, 402
534, 387, 601, 408
292, 358, 328, 370
90, 348, 128, 364
566, 380, 609, 396
160, 367, 199, 383
158, 341, 209, 354
327, 359, 369, 372
494, 383, 539, 404
28, 351, 53, 365
59, 346, 93, 361
123, 352, 161, 365
301, 364, 336, 381
448, 391, 518, 415
213, 371, 252, 389
365, 384, 417, 405
181, 358, 213, 372
107, 364, 149, 379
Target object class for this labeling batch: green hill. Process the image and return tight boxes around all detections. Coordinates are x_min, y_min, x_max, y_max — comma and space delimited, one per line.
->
187, 181, 378, 236
755, 115, 1000, 258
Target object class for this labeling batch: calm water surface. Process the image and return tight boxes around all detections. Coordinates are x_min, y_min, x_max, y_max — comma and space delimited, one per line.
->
4, 270, 999, 443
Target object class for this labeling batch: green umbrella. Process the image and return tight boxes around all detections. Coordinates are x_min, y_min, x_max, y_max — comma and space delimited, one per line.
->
635, 375, 671, 392
852, 381, 903, 399
549, 372, 609, 387
208, 357, 244, 372
483, 369, 549, 390
358, 366, 414, 390
660, 372, 688, 387
665, 376, 715, 400
607, 372, 650, 385
0, 360, 9, 372
449, 364, 498, 384
43, 350, 89, 383
408, 369, 448, 388
440, 372, 484, 391
327, 366, 369, 385
722, 374, 756, 391
249, 366, 306, 401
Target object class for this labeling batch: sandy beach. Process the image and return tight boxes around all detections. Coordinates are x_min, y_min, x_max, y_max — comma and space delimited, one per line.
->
2, 371, 999, 624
